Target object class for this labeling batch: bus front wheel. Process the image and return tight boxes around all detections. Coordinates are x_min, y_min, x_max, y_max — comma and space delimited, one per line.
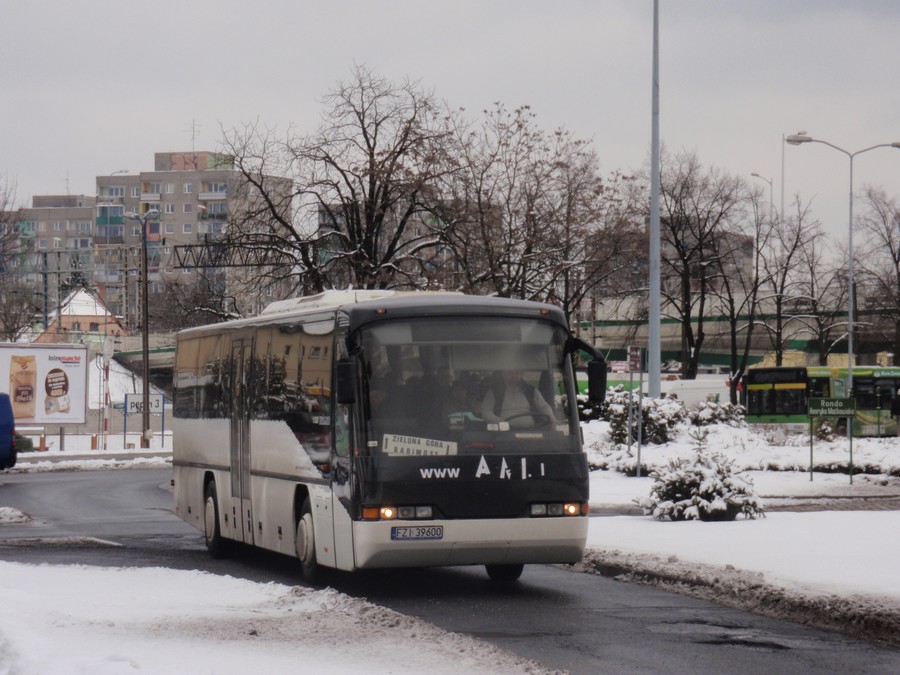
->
204, 481, 228, 559
296, 497, 318, 582
485, 563, 524, 582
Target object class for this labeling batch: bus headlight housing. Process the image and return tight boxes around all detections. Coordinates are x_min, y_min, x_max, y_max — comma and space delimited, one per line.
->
530, 502, 586, 517
362, 505, 434, 521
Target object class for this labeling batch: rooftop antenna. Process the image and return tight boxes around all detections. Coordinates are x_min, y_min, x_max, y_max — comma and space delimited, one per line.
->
188, 118, 201, 160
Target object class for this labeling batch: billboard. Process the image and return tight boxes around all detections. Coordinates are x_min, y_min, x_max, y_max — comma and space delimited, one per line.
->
0, 344, 89, 424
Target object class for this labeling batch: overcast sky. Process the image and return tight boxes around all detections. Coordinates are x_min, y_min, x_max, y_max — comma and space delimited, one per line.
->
3, 1, 899, 241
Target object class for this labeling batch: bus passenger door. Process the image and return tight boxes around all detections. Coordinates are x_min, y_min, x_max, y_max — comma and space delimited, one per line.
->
330, 386, 356, 571
230, 340, 254, 545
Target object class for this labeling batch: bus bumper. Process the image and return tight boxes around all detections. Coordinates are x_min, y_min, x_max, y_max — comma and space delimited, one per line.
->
352, 516, 588, 569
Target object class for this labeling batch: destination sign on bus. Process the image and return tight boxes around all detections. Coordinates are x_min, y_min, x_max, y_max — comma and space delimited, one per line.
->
383, 434, 458, 456
808, 397, 856, 417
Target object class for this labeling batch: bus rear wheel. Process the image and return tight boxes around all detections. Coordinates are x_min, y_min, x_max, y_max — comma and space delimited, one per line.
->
204, 481, 228, 559
485, 563, 524, 582
296, 497, 318, 583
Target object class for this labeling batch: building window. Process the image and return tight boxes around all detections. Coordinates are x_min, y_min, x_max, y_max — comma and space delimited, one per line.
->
132, 186, 140, 198
164, 203, 175, 214
109, 186, 125, 198
53, 239, 62, 249
165, 223, 175, 234
183, 183, 193, 194
165, 183, 174, 194
132, 226, 141, 237
183, 223, 193, 234
39, 239, 47, 249
183, 203, 193, 213
146, 182, 161, 194
54, 222, 64, 231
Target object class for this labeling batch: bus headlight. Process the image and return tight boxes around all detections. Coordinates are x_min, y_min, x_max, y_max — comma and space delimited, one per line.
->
530, 502, 585, 517
362, 505, 434, 520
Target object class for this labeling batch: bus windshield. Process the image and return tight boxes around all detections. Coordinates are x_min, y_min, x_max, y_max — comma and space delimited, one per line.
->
358, 317, 580, 455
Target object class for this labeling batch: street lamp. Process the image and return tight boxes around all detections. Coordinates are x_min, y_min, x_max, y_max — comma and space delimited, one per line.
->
124, 208, 160, 448
750, 172, 775, 222
785, 134, 900, 395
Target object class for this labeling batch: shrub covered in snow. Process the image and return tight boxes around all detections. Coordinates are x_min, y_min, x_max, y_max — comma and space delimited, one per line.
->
595, 385, 687, 445
688, 401, 746, 428
576, 393, 604, 422
814, 418, 836, 442
636, 430, 765, 521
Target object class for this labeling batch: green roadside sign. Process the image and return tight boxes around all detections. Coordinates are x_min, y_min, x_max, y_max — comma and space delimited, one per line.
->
808, 397, 856, 417
807, 397, 857, 486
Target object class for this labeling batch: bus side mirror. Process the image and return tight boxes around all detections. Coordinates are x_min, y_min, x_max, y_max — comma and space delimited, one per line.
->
587, 360, 607, 404
335, 359, 356, 405
567, 336, 607, 404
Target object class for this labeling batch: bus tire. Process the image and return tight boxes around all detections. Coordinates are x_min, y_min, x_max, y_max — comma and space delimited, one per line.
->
485, 563, 524, 582
204, 481, 228, 559
296, 497, 318, 583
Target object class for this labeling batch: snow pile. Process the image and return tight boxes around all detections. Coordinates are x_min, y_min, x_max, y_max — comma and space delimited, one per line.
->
0, 507, 29, 524
0, 563, 552, 675
583, 511, 900, 646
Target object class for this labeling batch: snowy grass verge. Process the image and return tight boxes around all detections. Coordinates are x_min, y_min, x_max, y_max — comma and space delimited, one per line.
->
577, 548, 900, 648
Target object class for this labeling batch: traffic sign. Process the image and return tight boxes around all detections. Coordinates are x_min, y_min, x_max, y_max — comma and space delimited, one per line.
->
125, 393, 164, 415
627, 345, 644, 372
808, 397, 855, 417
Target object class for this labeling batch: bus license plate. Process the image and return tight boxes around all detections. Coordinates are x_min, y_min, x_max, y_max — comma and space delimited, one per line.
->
391, 525, 443, 541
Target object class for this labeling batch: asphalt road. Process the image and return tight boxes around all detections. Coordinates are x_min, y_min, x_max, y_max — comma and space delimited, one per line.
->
1, 468, 899, 674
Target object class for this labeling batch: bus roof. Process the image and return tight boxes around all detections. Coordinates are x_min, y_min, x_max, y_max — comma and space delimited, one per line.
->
176, 290, 568, 339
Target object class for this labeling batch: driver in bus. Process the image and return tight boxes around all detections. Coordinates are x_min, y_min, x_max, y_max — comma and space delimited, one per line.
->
481, 369, 555, 429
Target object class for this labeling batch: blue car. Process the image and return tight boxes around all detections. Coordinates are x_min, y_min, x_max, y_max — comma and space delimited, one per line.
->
0, 393, 17, 470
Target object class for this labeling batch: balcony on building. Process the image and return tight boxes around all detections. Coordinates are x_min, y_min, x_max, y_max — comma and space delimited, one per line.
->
198, 191, 227, 201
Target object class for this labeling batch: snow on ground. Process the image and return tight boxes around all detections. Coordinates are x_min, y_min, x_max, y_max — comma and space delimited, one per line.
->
0, 564, 550, 675
2, 421, 900, 670
580, 419, 900, 645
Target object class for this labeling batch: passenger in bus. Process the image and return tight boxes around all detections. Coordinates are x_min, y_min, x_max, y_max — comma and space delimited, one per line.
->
441, 375, 472, 422
481, 370, 555, 429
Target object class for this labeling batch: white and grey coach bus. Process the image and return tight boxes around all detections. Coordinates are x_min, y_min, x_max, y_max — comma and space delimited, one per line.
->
173, 290, 606, 582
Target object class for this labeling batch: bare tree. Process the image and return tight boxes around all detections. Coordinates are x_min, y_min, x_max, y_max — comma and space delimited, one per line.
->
709, 193, 770, 403
436, 104, 550, 299
794, 235, 848, 366
155, 271, 239, 331
758, 197, 825, 365
0, 177, 39, 341
633, 150, 750, 379
434, 104, 639, 331
856, 187, 900, 363
223, 65, 448, 293
0, 176, 21, 277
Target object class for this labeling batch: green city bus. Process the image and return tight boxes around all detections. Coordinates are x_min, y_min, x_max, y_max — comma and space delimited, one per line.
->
743, 366, 900, 436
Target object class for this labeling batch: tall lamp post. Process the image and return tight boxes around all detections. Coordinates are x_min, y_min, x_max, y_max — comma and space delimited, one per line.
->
785, 135, 900, 393
124, 208, 160, 448
750, 172, 775, 222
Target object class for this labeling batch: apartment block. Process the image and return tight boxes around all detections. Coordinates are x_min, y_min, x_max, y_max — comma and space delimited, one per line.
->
10, 151, 292, 334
